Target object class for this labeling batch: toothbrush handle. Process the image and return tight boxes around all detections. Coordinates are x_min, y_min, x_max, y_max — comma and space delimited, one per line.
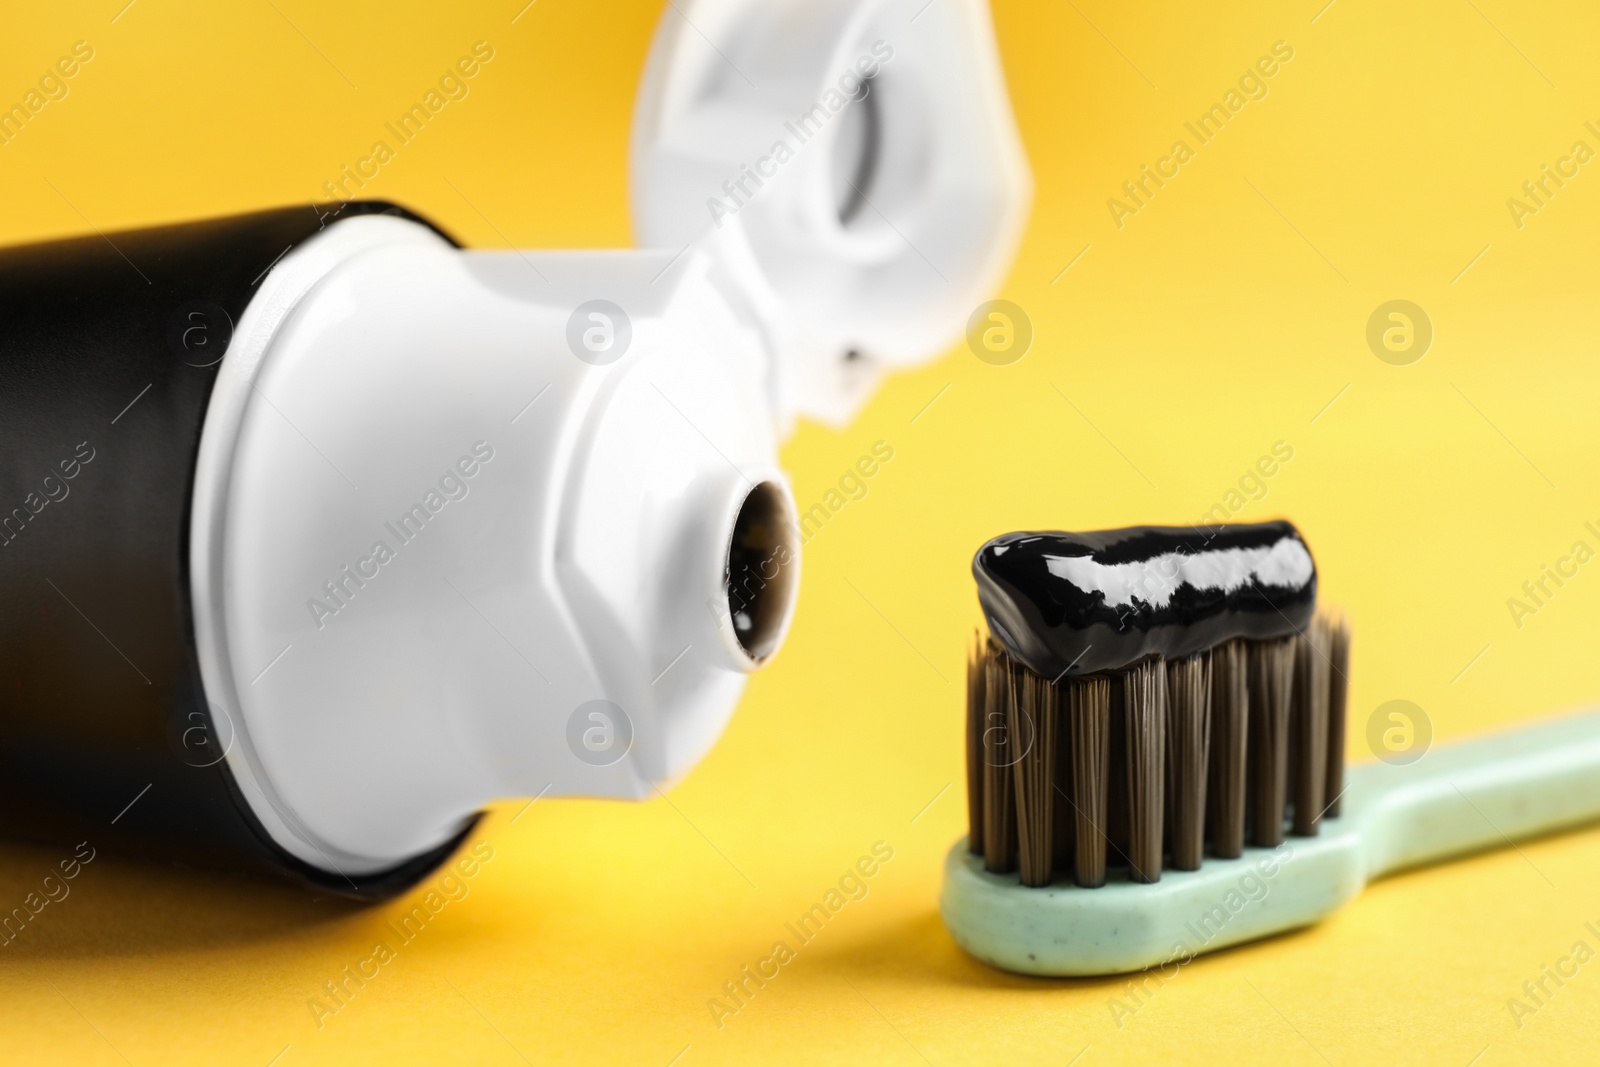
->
1353, 708, 1600, 879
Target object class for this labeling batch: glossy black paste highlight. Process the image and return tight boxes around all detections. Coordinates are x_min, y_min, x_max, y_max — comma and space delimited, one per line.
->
0, 202, 472, 898
973, 521, 1317, 678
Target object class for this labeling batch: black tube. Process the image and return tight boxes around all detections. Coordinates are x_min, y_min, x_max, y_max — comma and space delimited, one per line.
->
0, 202, 474, 898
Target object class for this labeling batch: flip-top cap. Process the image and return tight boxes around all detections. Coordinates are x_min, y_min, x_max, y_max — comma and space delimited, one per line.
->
631, 0, 1032, 425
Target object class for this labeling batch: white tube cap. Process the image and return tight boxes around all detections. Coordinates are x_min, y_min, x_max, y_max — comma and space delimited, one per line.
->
631, 0, 1032, 427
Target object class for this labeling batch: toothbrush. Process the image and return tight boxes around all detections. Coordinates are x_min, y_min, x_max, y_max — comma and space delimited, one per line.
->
962, 522, 1333, 888
943, 707, 1600, 976
942, 521, 1600, 976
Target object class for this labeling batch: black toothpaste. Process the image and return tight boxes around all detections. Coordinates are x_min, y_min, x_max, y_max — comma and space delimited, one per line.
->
973, 521, 1317, 678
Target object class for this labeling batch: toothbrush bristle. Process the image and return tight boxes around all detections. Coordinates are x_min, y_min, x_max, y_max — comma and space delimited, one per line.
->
1166, 653, 1211, 871
965, 633, 986, 858
1247, 637, 1296, 848
1208, 639, 1250, 859
1065, 675, 1111, 888
1290, 616, 1333, 836
1010, 666, 1057, 886
1323, 615, 1352, 818
1123, 659, 1166, 883
979, 648, 1017, 873
968, 612, 1349, 888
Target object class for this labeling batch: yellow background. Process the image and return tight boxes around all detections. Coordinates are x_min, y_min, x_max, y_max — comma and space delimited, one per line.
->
3, 1, 1600, 1063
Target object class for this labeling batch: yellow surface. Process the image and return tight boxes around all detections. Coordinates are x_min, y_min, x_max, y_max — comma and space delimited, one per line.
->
3, 1, 1599, 1063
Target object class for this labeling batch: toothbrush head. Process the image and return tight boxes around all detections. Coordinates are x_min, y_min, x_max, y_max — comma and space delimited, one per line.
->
947, 521, 1353, 975
943, 700, 1600, 977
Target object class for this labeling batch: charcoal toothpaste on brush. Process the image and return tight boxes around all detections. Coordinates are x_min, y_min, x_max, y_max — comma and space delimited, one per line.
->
964, 520, 1347, 891
974, 522, 1318, 678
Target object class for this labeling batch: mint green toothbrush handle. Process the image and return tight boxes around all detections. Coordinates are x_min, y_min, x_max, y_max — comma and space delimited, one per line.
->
1355, 708, 1600, 879
938, 709, 1600, 978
